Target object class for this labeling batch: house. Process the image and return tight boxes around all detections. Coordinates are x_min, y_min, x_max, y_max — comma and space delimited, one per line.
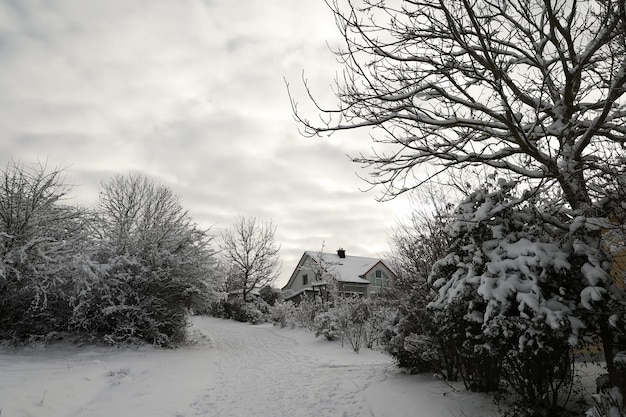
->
281, 248, 397, 303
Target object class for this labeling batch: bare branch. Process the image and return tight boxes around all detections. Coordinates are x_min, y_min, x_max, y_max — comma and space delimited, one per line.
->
291, 0, 626, 210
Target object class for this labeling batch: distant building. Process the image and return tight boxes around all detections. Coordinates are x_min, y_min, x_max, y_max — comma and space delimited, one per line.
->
281, 248, 397, 303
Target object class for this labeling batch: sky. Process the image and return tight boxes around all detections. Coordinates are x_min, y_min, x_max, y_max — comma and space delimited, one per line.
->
0, 0, 414, 287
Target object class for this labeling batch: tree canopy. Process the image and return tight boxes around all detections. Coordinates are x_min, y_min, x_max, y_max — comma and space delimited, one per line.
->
293, 0, 626, 210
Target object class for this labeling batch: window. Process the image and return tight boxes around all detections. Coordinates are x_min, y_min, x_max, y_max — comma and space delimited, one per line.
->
372, 270, 387, 287
302, 274, 308, 286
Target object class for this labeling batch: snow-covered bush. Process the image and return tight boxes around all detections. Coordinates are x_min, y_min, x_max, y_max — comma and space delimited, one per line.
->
259, 285, 282, 306
208, 298, 267, 324
383, 264, 463, 377
269, 301, 297, 328
314, 311, 341, 341
488, 317, 574, 417
70, 173, 219, 347
0, 162, 92, 343
220, 299, 249, 322
362, 302, 395, 349
384, 310, 436, 373
587, 387, 625, 417
312, 297, 375, 353
336, 297, 370, 353
0, 167, 221, 347
243, 300, 266, 325
430, 180, 585, 411
292, 296, 319, 331
70, 254, 209, 346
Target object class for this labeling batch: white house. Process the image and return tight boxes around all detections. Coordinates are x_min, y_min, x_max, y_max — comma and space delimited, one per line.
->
281, 248, 396, 303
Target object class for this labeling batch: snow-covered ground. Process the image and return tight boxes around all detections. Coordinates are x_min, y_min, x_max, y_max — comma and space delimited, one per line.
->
0, 317, 497, 417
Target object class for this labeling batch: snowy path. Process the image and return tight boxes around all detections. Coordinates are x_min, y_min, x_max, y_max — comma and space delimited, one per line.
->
0, 317, 497, 417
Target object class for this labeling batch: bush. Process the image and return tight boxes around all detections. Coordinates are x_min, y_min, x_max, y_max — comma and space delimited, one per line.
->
269, 301, 297, 328
314, 311, 341, 341
312, 297, 378, 353
362, 302, 395, 350
384, 311, 436, 373
222, 299, 248, 322
486, 316, 575, 415
335, 298, 371, 353
243, 301, 265, 324
207, 298, 267, 325
70, 257, 199, 346
0, 162, 90, 343
292, 296, 319, 330
259, 285, 281, 306
587, 387, 625, 417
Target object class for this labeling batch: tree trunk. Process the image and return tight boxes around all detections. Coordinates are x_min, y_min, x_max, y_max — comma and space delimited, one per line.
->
599, 315, 626, 397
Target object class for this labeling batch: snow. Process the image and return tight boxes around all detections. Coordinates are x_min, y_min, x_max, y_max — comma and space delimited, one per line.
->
0, 317, 497, 417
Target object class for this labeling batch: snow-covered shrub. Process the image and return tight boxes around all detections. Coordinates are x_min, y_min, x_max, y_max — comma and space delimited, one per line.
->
487, 316, 575, 415
362, 302, 395, 350
209, 298, 267, 324
70, 173, 220, 347
269, 301, 297, 328
221, 299, 249, 322
383, 310, 436, 373
259, 285, 281, 306
292, 296, 319, 330
587, 387, 626, 417
383, 191, 456, 372
0, 162, 92, 343
243, 301, 266, 324
70, 255, 204, 346
430, 180, 585, 410
313, 297, 374, 352
335, 297, 371, 353
207, 299, 226, 318
314, 311, 341, 341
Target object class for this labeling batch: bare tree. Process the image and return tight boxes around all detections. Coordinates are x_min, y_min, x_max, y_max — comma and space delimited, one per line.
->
388, 191, 453, 295
293, 0, 626, 205
292, 0, 626, 396
220, 217, 281, 302
96, 173, 201, 255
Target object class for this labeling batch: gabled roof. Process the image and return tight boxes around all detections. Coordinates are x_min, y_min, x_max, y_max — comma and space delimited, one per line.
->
282, 250, 395, 290
304, 251, 382, 284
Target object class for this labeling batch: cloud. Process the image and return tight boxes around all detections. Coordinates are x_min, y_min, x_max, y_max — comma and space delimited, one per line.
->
0, 0, 413, 286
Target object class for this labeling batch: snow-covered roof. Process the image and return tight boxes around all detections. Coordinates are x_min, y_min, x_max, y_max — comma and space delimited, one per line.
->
302, 251, 387, 284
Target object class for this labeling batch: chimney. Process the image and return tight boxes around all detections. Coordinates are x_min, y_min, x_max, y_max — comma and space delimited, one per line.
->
337, 248, 346, 258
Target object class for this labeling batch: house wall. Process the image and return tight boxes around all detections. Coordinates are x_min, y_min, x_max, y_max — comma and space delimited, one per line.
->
337, 282, 369, 297
284, 255, 315, 294
364, 263, 395, 294
286, 269, 308, 294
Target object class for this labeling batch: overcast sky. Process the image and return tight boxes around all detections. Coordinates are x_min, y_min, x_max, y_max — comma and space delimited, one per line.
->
0, 0, 413, 287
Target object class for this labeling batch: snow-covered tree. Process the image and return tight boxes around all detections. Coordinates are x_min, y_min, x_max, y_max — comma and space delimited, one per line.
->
429, 179, 578, 409
294, 0, 626, 397
0, 161, 91, 341
220, 216, 281, 302
80, 173, 217, 346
